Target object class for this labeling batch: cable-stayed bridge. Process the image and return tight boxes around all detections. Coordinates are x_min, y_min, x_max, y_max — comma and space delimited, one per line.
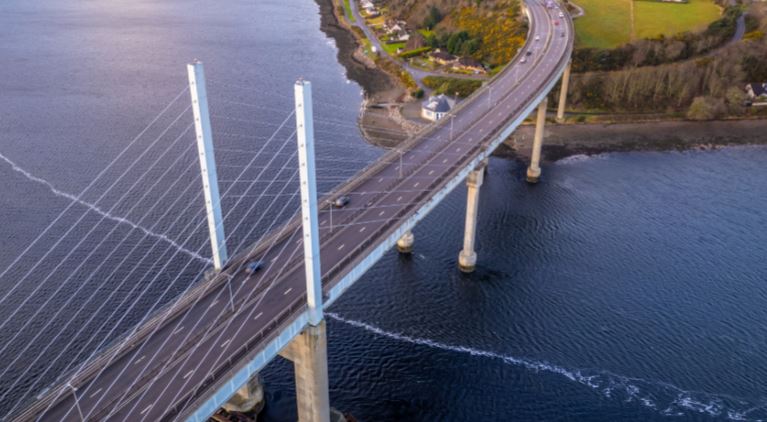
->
1, 1, 572, 420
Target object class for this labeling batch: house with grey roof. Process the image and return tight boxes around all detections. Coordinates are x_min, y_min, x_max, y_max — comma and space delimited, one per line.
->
421, 95, 454, 122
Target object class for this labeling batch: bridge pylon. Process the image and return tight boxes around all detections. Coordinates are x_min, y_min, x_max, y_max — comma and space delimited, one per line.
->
291, 79, 331, 422
188, 60, 228, 270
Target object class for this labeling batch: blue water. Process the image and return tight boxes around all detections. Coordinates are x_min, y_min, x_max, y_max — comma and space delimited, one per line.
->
1, 0, 766, 420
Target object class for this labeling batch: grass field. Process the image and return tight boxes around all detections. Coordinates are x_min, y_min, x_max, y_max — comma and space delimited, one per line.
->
382, 42, 406, 55
574, 0, 722, 49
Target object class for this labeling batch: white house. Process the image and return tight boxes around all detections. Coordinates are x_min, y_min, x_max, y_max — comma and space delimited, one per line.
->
421, 95, 453, 122
746, 83, 767, 106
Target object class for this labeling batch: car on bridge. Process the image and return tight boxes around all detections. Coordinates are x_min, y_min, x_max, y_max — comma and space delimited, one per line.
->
333, 195, 350, 208
245, 260, 265, 274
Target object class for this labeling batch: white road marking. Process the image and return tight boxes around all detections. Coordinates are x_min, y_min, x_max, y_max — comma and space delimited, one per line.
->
172, 325, 184, 335
284, 287, 293, 295
413, 182, 420, 188
253, 311, 263, 321
337, 244, 345, 251
442, 158, 448, 163
359, 226, 367, 233
320, 220, 326, 225
208, 300, 219, 309
378, 210, 385, 216
428, 170, 434, 175
89, 388, 103, 399
183, 370, 194, 380
455, 147, 461, 152
396, 196, 402, 202
220, 339, 231, 348
140, 405, 153, 415
378, 177, 384, 183
134, 355, 145, 365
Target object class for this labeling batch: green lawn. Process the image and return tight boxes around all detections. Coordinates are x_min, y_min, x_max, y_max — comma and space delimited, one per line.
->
634, 0, 721, 39
382, 42, 406, 55
575, 0, 632, 49
574, 0, 722, 49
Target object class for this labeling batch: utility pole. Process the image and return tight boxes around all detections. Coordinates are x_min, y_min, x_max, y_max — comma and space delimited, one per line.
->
294, 79, 323, 326
188, 60, 228, 271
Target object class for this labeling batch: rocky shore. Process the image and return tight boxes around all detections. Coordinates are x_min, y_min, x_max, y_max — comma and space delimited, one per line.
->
314, 0, 421, 147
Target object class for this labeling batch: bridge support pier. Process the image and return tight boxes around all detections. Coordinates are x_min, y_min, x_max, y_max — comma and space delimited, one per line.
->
527, 98, 548, 184
458, 163, 486, 273
396, 230, 414, 254
556, 61, 571, 123
223, 375, 264, 414
280, 321, 331, 422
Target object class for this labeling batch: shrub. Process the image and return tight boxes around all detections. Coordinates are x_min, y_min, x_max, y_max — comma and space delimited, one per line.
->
422, 76, 483, 97
398, 47, 432, 59
687, 96, 726, 121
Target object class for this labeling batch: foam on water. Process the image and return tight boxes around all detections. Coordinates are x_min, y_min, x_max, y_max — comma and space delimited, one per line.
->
327, 313, 767, 421
0, 152, 211, 264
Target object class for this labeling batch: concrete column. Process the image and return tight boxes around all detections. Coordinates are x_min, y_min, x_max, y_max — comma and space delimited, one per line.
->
458, 165, 485, 273
556, 61, 572, 123
280, 322, 330, 422
396, 230, 414, 254
222, 375, 265, 415
527, 98, 548, 184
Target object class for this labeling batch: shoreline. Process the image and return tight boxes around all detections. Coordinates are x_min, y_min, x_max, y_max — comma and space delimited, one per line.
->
502, 118, 767, 163
314, 0, 420, 148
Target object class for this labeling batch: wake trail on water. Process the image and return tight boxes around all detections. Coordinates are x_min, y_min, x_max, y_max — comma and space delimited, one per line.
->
327, 313, 767, 421
0, 152, 212, 265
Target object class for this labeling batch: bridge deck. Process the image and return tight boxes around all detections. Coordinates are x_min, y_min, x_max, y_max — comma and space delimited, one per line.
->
16, 1, 573, 420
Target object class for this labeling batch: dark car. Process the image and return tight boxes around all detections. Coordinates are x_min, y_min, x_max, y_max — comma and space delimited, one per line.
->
333, 195, 350, 208
245, 260, 264, 274
525, 50, 533, 56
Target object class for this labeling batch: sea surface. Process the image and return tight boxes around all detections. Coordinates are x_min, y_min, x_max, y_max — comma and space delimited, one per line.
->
0, 0, 766, 421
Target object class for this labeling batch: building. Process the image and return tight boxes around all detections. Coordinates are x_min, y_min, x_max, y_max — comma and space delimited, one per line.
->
746, 83, 767, 99
454, 57, 486, 74
429, 49, 457, 65
421, 95, 453, 122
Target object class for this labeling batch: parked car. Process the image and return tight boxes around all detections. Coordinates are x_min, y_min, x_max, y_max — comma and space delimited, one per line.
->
333, 195, 350, 208
245, 260, 264, 274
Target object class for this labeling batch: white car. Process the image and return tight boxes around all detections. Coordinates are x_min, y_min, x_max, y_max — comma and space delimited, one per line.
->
520, 57, 527, 64
535, 35, 540, 41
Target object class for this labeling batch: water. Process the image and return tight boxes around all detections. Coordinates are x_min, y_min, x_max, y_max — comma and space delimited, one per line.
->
1, 0, 766, 421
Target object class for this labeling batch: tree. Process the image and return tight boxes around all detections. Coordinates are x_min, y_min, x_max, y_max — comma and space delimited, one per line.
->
423, 6, 443, 30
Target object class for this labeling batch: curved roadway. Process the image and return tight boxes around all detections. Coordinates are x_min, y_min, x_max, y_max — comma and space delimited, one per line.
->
15, 1, 573, 420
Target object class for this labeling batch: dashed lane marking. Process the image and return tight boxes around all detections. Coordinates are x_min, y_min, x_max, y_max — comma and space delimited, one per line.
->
359, 226, 367, 233
253, 311, 263, 320
140, 405, 153, 415
183, 370, 194, 380
284, 287, 293, 295
134, 355, 146, 366
220, 339, 231, 348
337, 244, 345, 251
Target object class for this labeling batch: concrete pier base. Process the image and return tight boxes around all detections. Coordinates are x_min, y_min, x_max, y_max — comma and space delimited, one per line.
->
396, 230, 414, 254
527, 98, 548, 184
222, 375, 265, 415
279, 321, 330, 422
556, 61, 571, 123
458, 165, 485, 273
